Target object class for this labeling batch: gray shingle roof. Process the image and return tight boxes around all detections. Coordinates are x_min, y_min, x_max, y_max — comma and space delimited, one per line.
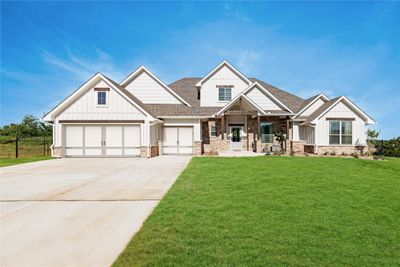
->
250, 79, 305, 112
112, 75, 319, 118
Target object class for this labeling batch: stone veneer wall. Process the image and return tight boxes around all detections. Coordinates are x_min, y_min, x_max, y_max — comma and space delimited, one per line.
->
291, 141, 305, 154
140, 146, 148, 158
52, 146, 62, 157
194, 141, 202, 156
150, 145, 159, 157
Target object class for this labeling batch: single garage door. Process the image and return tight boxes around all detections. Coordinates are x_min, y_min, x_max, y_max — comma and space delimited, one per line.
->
64, 125, 141, 157
162, 126, 193, 155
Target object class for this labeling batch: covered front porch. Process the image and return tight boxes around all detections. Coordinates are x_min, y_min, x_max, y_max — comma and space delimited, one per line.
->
201, 96, 293, 155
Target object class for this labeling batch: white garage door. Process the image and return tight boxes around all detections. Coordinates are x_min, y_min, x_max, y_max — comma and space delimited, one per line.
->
162, 127, 193, 155
64, 125, 141, 157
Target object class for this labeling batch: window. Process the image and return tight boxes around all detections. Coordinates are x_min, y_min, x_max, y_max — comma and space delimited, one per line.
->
97, 91, 106, 105
260, 122, 274, 143
210, 126, 217, 137
218, 86, 232, 101
329, 120, 352, 145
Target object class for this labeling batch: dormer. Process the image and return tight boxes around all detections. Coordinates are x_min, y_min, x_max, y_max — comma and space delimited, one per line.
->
196, 61, 251, 107
120, 66, 190, 106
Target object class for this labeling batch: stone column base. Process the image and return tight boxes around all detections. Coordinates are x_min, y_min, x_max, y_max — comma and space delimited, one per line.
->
140, 146, 148, 158
52, 146, 62, 157
194, 141, 202, 156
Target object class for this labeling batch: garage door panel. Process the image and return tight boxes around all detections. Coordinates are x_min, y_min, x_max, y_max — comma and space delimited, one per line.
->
179, 147, 193, 154
66, 148, 83, 156
178, 128, 193, 146
106, 126, 123, 147
65, 124, 141, 158
66, 126, 83, 147
85, 148, 102, 156
164, 127, 178, 146
106, 148, 123, 156
162, 127, 193, 155
163, 147, 178, 154
85, 126, 102, 147
125, 148, 141, 156
124, 126, 141, 147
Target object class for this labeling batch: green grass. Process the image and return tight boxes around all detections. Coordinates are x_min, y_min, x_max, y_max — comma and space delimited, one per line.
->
0, 156, 54, 167
114, 157, 400, 267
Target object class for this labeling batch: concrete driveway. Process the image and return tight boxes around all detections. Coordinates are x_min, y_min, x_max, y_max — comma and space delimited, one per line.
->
0, 156, 191, 267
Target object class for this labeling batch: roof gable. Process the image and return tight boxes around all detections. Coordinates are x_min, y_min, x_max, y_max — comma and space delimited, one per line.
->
196, 60, 251, 87
245, 84, 286, 111
120, 66, 191, 106
43, 73, 154, 121
294, 93, 329, 118
303, 96, 375, 125
216, 93, 266, 116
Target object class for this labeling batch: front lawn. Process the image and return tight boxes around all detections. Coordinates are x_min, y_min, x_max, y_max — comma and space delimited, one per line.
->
114, 157, 400, 266
0, 156, 54, 167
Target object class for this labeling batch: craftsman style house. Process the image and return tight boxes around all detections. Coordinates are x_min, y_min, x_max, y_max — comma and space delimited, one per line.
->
43, 61, 375, 157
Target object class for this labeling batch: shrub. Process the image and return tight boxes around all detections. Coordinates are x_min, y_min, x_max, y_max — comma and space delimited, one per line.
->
351, 152, 359, 158
323, 151, 329, 156
330, 151, 336, 156
341, 152, 348, 156
290, 149, 295, 156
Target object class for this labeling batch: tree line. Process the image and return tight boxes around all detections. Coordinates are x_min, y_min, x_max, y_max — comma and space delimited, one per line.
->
0, 115, 52, 137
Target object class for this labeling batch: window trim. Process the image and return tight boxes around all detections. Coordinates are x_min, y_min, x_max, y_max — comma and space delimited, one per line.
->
218, 86, 232, 102
97, 91, 107, 107
329, 120, 353, 145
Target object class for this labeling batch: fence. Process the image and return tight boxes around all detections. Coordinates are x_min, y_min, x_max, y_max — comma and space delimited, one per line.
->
0, 136, 52, 158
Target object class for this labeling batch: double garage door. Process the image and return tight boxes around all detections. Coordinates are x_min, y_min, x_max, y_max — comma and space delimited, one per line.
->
64, 125, 141, 157
162, 127, 193, 155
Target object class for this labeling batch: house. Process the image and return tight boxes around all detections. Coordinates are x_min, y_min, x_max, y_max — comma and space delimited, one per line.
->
43, 60, 375, 157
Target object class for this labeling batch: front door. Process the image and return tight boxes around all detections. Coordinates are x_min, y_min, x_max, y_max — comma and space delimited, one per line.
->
231, 127, 242, 151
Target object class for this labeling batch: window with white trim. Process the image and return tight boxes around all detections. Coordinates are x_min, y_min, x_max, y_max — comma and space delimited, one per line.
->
218, 86, 232, 101
329, 120, 352, 145
97, 91, 107, 105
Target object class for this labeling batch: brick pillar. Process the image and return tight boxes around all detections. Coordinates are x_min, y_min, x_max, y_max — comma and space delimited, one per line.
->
194, 141, 202, 156
140, 146, 148, 158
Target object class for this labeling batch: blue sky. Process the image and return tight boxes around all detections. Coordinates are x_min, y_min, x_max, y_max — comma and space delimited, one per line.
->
1, 1, 399, 138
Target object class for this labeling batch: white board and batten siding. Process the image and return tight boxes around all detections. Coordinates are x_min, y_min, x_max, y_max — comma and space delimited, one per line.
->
245, 86, 283, 111
58, 81, 146, 121
124, 71, 181, 104
52, 80, 148, 148
315, 101, 367, 146
299, 125, 315, 144
200, 65, 249, 107
300, 98, 325, 116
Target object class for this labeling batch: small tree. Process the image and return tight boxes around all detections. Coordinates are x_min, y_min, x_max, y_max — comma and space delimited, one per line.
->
274, 125, 287, 151
367, 129, 380, 143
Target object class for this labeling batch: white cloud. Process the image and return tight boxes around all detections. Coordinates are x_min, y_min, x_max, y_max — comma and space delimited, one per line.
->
41, 48, 124, 82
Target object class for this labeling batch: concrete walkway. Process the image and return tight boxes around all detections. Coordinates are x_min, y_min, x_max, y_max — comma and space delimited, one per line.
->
0, 156, 191, 267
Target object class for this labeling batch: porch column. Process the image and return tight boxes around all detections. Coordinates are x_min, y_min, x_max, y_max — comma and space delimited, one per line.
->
221, 115, 225, 140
